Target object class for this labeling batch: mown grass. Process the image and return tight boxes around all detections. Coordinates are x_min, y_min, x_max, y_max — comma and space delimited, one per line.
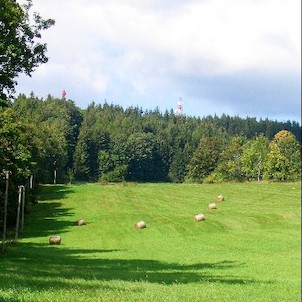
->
0, 182, 301, 302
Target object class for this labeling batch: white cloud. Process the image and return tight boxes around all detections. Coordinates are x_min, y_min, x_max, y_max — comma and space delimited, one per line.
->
15, 0, 301, 120
75, 0, 301, 74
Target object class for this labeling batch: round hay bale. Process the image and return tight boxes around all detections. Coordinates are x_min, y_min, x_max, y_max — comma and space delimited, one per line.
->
194, 213, 205, 222
134, 220, 146, 229
207, 203, 217, 210
49, 235, 61, 245
75, 219, 85, 226
216, 195, 224, 202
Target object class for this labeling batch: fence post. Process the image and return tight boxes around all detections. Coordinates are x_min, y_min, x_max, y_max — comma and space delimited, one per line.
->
30, 175, 33, 189
14, 186, 23, 242
2, 171, 10, 254
21, 186, 25, 232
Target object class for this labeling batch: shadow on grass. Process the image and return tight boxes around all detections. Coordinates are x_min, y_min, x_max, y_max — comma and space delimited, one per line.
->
0, 242, 262, 291
38, 185, 75, 201
23, 185, 75, 238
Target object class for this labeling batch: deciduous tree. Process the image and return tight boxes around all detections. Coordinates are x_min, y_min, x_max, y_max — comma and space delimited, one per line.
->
210, 135, 247, 182
187, 136, 223, 182
241, 134, 269, 181
264, 130, 300, 181
0, 0, 54, 105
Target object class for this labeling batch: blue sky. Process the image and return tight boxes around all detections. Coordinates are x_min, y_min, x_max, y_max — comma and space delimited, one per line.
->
16, 0, 301, 122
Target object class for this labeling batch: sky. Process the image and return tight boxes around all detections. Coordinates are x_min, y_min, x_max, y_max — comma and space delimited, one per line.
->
16, 0, 301, 122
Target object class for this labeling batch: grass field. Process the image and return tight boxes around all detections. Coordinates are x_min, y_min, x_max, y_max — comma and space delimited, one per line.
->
0, 182, 301, 302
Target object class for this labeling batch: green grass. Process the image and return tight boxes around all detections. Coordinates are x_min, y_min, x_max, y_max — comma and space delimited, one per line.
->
0, 182, 301, 302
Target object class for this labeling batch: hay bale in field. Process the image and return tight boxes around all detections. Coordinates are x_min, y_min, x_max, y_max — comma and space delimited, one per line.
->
194, 213, 205, 222
75, 219, 85, 226
207, 203, 217, 210
216, 195, 224, 202
134, 220, 146, 229
49, 235, 61, 245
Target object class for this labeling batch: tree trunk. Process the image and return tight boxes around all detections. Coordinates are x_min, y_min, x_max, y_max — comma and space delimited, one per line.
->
257, 158, 262, 182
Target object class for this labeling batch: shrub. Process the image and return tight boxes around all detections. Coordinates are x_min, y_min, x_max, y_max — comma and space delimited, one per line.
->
99, 165, 127, 183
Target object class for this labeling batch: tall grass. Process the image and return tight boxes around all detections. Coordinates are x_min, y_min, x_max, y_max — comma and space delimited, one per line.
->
0, 182, 300, 302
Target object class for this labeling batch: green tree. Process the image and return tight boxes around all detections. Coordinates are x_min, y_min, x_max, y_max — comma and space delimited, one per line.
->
241, 134, 269, 181
0, 109, 32, 178
99, 150, 113, 176
73, 130, 90, 181
168, 148, 187, 183
126, 132, 164, 182
187, 136, 223, 183
210, 135, 247, 182
0, 0, 55, 105
12, 94, 82, 183
73, 123, 109, 181
264, 130, 301, 181
37, 120, 68, 183
0, 109, 32, 231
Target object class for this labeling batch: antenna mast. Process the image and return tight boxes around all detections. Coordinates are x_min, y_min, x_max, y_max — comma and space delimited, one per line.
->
62, 89, 66, 100
174, 97, 183, 116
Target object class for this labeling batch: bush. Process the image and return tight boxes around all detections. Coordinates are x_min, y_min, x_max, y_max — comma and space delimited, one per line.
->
99, 165, 128, 183
203, 171, 225, 184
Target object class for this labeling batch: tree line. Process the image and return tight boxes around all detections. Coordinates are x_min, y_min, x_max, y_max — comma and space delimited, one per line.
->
1, 94, 301, 230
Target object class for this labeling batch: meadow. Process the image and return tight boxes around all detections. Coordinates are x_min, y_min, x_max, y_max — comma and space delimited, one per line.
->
0, 182, 301, 302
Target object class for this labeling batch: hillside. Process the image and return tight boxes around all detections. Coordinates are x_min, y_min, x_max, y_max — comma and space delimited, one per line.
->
1, 182, 300, 301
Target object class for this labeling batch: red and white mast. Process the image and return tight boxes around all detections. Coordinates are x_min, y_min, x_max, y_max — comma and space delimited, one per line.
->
62, 89, 67, 100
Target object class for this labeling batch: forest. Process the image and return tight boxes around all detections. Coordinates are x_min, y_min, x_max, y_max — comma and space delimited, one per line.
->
1, 93, 301, 229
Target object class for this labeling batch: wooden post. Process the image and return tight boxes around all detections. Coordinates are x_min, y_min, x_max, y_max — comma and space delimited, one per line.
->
14, 186, 22, 242
30, 175, 33, 189
21, 186, 25, 232
53, 161, 57, 184
2, 171, 9, 254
